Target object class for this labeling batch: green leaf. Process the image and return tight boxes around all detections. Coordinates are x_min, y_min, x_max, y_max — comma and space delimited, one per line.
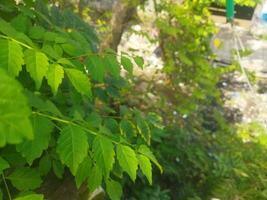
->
8, 167, 42, 191
0, 18, 33, 47
106, 179, 122, 200
29, 26, 45, 40
25, 91, 63, 117
53, 44, 63, 58
75, 156, 92, 188
138, 154, 152, 185
57, 58, 75, 67
44, 32, 60, 42
65, 68, 92, 97
42, 44, 60, 59
69, 31, 92, 52
0, 157, 9, 173
57, 125, 89, 175
86, 112, 102, 128
138, 145, 163, 173
1, 146, 26, 166
46, 64, 64, 95
0, 39, 24, 77
24, 49, 49, 89
11, 14, 31, 33
15, 194, 44, 200
121, 56, 133, 74
104, 118, 119, 134
134, 56, 144, 69
61, 43, 82, 56
85, 55, 105, 82
88, 164, 102, 192
0, 18, 18, 37
116, 144, 138, 182
136, 118, 151, 145
0, 69, 33, 146
92, 136, 115, 177
38, 154, 51, 176
120, 119, 136, 138
52, 160, 64, 179
16, 115, 53, 165
105, 54, 120, 78
179, 52, 193, 66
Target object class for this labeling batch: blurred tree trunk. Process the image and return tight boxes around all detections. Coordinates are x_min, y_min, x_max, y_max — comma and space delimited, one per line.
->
100, 0, 145, 52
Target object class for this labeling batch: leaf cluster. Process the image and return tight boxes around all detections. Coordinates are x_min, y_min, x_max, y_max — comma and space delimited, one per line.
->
0, 1, 161, 199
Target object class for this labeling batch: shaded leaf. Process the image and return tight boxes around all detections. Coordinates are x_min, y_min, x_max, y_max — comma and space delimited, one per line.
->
29, 26, 45, 40
25, 90, 63, 117
106, 179, 122, 200
88, 164, 102, 192
38, 154, 51, 176
86, 112, 102, 128
11, 14, 31, 33
85, 55, 105, 82
52, 160, 64, 179
42, 44, 60, 59
16, 116, 53, 165
8, 167, 42, 191
136, 118, 151, 145
0, 157, 9, 173
75, 156, 92, 188
105, 54, 120, 78
120, 119, 136, 138
14, 194, 44, 200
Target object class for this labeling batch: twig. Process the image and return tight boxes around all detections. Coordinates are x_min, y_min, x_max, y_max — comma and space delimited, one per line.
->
2, 173, 12, 200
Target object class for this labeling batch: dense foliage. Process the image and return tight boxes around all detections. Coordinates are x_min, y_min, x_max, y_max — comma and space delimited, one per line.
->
0, 1, 162, 199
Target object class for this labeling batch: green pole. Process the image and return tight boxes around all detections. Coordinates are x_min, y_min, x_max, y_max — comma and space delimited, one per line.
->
226, 0, 234, 22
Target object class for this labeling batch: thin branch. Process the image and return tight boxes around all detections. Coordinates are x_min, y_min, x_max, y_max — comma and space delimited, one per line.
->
0, 35, 32, 49
32, 111, 133, 146
2, 173, 12, 200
